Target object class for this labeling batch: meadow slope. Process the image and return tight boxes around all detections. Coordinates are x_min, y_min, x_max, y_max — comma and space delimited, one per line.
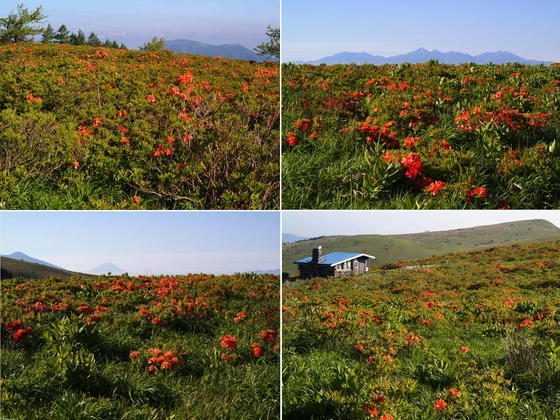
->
0, 43, 279, 209
282, 62, 560, 209
1, 273, 280, 419
283, 241, 560, 419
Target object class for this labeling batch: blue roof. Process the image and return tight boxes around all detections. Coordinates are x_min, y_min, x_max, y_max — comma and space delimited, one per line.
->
296, 252, 371, 266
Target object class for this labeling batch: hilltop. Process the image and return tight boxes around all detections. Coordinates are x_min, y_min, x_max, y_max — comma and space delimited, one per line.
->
1, 256, 92, 280
283, 219, 560, 274
1, 251, 62, 269
165, 39, 270, 62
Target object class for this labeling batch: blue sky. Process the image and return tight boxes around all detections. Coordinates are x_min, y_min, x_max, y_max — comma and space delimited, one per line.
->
1, 211, 280, 275
283, 211, 560, 237
1, 1, 279, 49
283, 0, 560, 62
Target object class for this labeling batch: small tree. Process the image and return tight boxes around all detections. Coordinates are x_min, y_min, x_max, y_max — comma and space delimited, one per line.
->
254, 25, 279, 60
70, 29, 86, 45
140, 36, 166, 51
53, 24, 69, 43
42, 23, 54, 43
0, 3, 47, 43
87, 32, 101, 47
119, 42, 127, 50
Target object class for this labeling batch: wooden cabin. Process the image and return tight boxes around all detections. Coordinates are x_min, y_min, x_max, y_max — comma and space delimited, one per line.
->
295, 246, 375, 278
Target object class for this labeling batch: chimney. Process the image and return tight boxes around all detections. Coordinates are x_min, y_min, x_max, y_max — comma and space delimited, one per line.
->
312, 246, 322, 263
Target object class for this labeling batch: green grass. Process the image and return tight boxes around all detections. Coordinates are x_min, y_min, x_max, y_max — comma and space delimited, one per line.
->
283, 240, 560, 419
1, 256, 92, 280
282, 62, 560, 209
1, 273, 280, 419
283, 219, 560, 274
0, 42, 279, 209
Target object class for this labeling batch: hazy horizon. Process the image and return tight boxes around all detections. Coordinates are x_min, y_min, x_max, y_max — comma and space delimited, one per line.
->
285, 47, 555, 64
283, 211, 560, 238
1, 1, 279, 50
283, 0, 560, 62
1, 212, 280, 276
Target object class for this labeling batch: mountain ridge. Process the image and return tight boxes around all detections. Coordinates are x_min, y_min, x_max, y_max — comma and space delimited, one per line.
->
165, 39, 273, 62
291, 48, 554, 65
283, 219, 560, 274
1, 251, 62, 269
1, 256, 92, 280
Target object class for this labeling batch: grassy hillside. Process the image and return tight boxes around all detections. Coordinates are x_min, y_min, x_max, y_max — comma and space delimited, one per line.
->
283, 219, 560, 274
1, 257, 92, 280
0, 42, 279, 209
283, 240, 560, 419
282, 62, 560, 209
1, 273, 279, 419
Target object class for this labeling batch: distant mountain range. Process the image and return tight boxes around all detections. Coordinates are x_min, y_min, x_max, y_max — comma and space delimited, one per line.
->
292, 48, 554, 65
283, 219, 560, 274
88, 262, 126, 275
165, 39, 273, 62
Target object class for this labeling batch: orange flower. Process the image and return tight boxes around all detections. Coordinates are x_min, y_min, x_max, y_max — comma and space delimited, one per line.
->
364, 406, 378, 417
13, 327, 32, 341
461, 346, 469, 352
147, 94, 156, 102
133, 195, 140, 204
73, 161, 79, 169
434, 399, 446, 410
251, 345, 263, 357
220, 335, 237, 350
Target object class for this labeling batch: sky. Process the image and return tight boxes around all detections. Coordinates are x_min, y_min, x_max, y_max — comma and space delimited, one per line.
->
282, 0, 560, 62
1, 1, 279, 49
1, 211, 280, 275
283, 210, 560, 238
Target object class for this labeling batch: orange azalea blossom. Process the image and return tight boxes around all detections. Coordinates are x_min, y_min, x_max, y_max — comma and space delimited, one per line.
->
286, 132, 297, 146
364, 406, 378, 417
13, 327, 32, 341
259, 329, 277, 343
234, 311, 246, 323
434, 399, 446, 410
220, 334, 238, 350
426, 180, 444, 196
251, 343, 263, 357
